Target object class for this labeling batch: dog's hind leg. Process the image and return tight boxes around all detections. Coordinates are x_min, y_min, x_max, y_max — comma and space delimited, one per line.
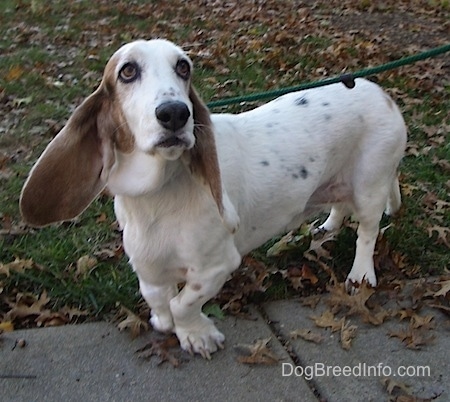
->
385, 176, 402, 216
345, 172, 394, 289
318, 204, 349, 232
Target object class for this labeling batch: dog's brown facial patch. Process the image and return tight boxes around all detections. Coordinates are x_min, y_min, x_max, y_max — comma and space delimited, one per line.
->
113, 107, 135, 153
102, 57, 135, 154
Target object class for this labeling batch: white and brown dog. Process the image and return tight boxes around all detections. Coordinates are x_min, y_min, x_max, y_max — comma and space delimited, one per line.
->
20, 39, 407, 358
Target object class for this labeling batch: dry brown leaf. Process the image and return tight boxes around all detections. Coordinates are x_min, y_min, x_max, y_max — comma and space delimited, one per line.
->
235, 337, 280, 365
310, 310, 344, 332
116, 306, 149, 338
410, 314, 435, 330
308, 230, 337, 260
0, 321, 14, 332
381, 377, 411, 396
35, 311, 68, 327
340, 320, 357, 350
326, 281, 389, 325
95, 212, 108, 223
301, 264, 319, 284
427, 225, 450, 248
136, 335, 182, 367
434, 280, 450, 297
301, 295, 321, 309
0, 258, 34, 276
290, 328, 324, 344
59, 305, 89, 321
6, 291, 51, 321
75, 255, 98, 278
389, 325, 435, 350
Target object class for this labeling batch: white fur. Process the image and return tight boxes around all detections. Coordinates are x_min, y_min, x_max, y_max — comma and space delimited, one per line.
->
22, 40, 407, 358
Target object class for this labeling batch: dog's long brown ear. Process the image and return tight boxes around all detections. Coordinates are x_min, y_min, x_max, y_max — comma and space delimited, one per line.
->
188, 85, 225, 216
20, 86, 117, 227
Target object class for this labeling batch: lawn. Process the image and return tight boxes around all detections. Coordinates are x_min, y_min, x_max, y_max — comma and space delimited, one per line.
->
0, 0, 449, 328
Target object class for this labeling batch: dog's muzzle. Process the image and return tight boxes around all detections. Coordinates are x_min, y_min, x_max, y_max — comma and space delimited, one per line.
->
155, 101, 192, 149
155, 101, 190, 132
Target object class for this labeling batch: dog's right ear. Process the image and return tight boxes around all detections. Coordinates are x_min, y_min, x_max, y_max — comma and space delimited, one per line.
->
20, 82, 122, 227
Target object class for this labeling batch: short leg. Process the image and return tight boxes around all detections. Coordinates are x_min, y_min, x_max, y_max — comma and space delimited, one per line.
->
139, 279, 177, 333
169, 266, 233, 359
345, 182, 390, 290
385, 176, 401, 216
318, 205, 348, 232
345, 217, 379, 289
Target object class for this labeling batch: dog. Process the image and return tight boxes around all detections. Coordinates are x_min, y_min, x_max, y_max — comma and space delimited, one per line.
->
20, 39, 407, 358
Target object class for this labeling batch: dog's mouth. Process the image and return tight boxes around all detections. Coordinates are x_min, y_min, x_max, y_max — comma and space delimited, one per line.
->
156, 136, 188, 148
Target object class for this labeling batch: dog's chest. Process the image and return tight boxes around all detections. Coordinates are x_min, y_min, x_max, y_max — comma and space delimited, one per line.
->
114, 191, 233, 283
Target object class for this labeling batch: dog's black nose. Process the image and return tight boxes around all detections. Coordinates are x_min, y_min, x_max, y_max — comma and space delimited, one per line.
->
155, 101, 190, 132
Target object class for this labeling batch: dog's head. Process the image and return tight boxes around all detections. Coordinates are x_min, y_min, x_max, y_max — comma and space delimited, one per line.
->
20, 40, 227, 227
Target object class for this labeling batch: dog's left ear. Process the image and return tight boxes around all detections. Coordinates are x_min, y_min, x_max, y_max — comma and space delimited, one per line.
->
187, 85, 239, 233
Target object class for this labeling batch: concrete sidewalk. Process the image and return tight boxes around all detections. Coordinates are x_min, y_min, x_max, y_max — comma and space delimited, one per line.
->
1, 287, 449, 401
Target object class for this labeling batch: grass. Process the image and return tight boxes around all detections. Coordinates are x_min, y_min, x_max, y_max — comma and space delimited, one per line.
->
0, 0, 449, 324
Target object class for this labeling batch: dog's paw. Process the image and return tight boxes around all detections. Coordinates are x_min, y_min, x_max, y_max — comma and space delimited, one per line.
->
150, 313, 174, 333
175, 314, 225, 359
345, 269, 377, 293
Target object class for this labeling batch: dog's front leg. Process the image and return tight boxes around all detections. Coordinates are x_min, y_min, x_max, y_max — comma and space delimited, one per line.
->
138, 279, 177, 333
169, 265, 234, 359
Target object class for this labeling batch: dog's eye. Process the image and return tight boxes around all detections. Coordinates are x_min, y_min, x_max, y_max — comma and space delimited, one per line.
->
119, 62, 140, 83
175, 59, 190, 80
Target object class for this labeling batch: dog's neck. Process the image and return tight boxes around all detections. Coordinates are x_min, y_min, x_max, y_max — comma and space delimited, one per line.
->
106, 148, 191, 196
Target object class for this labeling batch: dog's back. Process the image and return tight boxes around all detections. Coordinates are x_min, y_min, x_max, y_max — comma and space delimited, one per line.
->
211, 78, 407, 256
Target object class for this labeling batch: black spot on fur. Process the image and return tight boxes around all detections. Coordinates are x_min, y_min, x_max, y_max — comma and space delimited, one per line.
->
260, 160, 270, 166
292, 166, 308, 180
300, 166, 308, 179
295, 97, 308, 106
322, 102, 330, 107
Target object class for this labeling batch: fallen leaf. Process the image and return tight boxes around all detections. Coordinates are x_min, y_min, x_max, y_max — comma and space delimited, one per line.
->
381, 377, 411, 396
75, 255, 98, 278
434, 280, 450, 297
0, 321, 14, 332
340, 320, 357, 350
427, 225, 450, 248
12, 96, 33, 107
6, 65, 24, 81
326, 281, 389, 325
6, 291, 51, 321
35, 311, 68, 327
410, 314, 434, 330
202, 303, 225, 320
310, 310, 344, 332
115, 306, 149, 338
290, 328, 324, 344
389, 325, 435, 350
266, 225, 312, 257
301, 264, 319, 284
96, 212, 108, 223
308, 229, 337, 260
0, 258, 34, 277
301, 295, 321, 309
136, 335, 182, 367
235, 337, 280, 365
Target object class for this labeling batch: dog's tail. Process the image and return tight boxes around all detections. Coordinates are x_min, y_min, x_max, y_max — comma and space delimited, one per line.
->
385, 176, 402, 216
